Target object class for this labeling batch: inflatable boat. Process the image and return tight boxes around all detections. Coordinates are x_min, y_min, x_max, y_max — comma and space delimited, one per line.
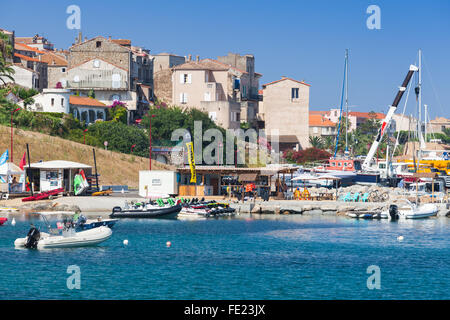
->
110, 199, 182, 219
14, 225, 112, 249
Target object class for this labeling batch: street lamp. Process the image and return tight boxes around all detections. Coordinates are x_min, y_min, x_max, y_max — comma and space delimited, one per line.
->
149, 114, 156, 170
83, 129, 88, 144
10, 108, 20, 162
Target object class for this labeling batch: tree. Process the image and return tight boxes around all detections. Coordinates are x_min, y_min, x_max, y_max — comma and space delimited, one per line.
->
309, 136, 324, 149
0, 56, 14, 85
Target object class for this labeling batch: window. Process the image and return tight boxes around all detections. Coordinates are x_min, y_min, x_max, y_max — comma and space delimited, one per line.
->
93, 60, 100, 68
208, 112, 217, 121
180, 93, 188, 104
96, 41, 102, 48
291, 88, 299, 99
180, 73, 191, 84
51, 98, 54, 106
313, 127, 318, 133
112, 73, 121, 88
231, 112, 241, 122
204, 92, 211, 101
61, 98, 64, 106
61, 67, 66, 73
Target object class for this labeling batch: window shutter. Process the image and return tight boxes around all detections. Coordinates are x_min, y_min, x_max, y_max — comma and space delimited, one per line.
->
180, 74, 184, 84
180, 93, 183, 102
187, 74, 192, 84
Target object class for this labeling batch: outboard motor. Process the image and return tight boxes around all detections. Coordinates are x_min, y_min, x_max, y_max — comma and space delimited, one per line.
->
25, 225, 40, 249
389, 204, 399, 221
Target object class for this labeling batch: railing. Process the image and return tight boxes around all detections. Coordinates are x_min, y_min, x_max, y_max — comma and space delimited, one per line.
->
67, 80, 128, 90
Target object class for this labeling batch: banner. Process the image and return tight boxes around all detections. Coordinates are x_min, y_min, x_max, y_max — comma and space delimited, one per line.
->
186, 142, 196, 184
0, 150, 8, 166
19, 152, 26, 170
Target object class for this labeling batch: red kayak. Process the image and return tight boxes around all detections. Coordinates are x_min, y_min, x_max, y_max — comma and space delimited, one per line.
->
0, 218, 7, 226
22, 188, 64, 202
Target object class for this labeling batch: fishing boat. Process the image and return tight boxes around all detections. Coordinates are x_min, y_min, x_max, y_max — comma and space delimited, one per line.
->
14, 221, 112, 249
110, 199, 182, 219
0, 217, 7, 225
380, 201, 438, 219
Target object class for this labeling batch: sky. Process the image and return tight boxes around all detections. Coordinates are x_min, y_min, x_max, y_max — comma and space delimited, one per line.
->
1, 0, 449, 119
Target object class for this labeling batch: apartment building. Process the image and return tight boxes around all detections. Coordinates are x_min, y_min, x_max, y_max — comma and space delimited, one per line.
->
309, 113, 337, 138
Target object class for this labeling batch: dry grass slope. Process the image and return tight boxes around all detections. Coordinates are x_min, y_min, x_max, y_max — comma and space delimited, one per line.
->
0, 125, 173, 188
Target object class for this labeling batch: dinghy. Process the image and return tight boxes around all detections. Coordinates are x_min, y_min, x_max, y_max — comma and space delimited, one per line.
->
110, 199, 182, 219
14, 224, 112, 249
0, 217, 7, 225
381, 201, 438, 220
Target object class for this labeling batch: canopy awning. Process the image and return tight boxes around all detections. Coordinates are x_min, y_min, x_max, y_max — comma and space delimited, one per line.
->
29, 160, 92, 170
0, 162, 24, 175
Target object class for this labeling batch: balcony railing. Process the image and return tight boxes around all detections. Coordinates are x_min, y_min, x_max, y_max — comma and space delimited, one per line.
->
67, 80, 128, 90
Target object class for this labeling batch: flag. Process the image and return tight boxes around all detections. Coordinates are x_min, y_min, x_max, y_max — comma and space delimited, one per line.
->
0, 150, 8, 166
186, 142, 196, 183
19, 152, 26, 170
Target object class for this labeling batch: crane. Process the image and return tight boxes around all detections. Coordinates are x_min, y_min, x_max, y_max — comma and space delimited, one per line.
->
362, 64, 419, 170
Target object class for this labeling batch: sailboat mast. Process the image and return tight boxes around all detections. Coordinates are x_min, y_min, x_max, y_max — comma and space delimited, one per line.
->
345, 49, 349, 155
418, 49, 422, 133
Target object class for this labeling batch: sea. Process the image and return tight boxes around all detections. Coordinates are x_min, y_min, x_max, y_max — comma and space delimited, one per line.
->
0, 214, 449, 300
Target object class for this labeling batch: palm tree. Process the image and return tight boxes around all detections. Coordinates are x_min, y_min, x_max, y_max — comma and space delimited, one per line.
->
0, 56, 14, 85
309, 136, 324, 149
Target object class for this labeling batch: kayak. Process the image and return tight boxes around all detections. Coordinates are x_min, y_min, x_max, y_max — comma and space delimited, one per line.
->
22, 188, 64, 202
0, 217, 7, 226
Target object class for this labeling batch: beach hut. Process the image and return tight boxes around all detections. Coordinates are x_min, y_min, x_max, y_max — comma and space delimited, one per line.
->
27, 160, 92, 193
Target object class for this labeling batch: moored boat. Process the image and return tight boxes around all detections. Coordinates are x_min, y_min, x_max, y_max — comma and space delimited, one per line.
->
381, 201, 438, 220
0, 217, 7, 225
110, 199, 182, 219
14, 224, 112, 249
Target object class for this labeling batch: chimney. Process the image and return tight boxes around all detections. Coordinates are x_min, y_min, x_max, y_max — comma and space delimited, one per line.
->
188, 54, 192, 62
78, 31, 82, 44
196, 55, 199, 62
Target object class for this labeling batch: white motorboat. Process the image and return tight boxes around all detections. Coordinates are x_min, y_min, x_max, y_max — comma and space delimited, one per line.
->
381, 200, 438, 220
14, 224, 112, 249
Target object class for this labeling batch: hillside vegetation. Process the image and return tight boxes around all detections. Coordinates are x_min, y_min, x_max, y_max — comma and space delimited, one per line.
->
0, 125, 173, 188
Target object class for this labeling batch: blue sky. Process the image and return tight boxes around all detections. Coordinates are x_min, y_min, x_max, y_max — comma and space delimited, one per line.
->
1, 0, 449, 119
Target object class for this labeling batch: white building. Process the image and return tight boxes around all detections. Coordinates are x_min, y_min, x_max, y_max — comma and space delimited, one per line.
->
20, 88, 71, 113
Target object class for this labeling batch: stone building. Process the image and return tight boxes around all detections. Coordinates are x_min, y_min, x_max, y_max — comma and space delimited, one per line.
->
217, 53, 262, 125
172, 57, 253, 129
11, 52, 47, 90
67, 34, 153, 123
151, 53, 186, 103
259, 77, 310, 150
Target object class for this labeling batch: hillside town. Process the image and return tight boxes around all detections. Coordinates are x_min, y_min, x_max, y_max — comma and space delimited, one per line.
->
2, 29, 449, 155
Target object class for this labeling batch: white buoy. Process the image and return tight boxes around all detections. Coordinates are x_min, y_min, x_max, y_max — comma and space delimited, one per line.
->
123, 239, 129, 246
11, 218, 16, 226
397, 236, 404, 241
166, 241, 171, 247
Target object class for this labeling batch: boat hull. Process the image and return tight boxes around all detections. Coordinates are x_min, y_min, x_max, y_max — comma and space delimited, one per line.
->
110, 204, 181, 219
15, 227, 112, 249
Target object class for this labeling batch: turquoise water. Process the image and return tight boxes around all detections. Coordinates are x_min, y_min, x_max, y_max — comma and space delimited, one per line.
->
0, 214, 449, 300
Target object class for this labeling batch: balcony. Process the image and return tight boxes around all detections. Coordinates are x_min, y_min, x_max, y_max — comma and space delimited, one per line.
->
67, 79, 128, 90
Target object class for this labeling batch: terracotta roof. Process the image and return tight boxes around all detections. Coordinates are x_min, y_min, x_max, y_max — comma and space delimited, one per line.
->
348, 111, 384, 119
111, 39, 131, 46
309, 114, 336, 127
14, 52, 46, 63
14, 42, 46, 54
262, 77, 311, 88
39, 50, 68, 66
69, 96, 107, 107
